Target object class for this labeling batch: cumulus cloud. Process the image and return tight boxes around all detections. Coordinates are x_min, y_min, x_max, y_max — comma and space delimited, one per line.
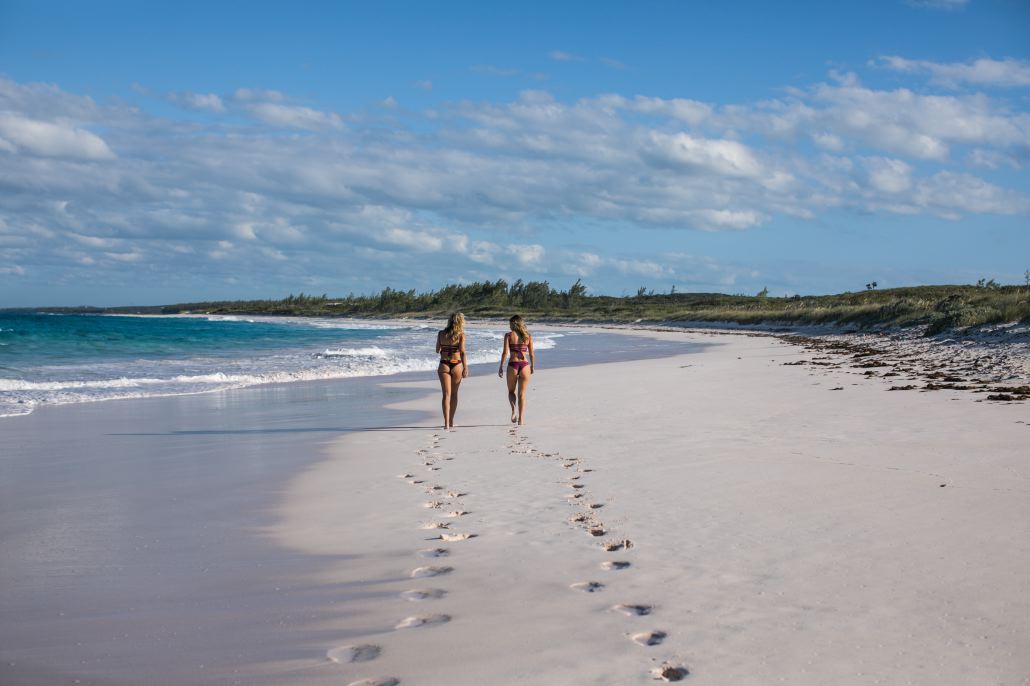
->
0, 113, 114, 160
243, 101, 344, 130
641, 132, 765, 178
168, 91, 225, 112
877, 56, 1030, 88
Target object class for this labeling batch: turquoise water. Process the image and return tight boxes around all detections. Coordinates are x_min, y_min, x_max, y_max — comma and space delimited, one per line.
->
0, 313, 564, 417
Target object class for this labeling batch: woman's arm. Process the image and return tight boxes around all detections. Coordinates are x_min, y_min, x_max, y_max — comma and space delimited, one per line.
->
460, 336, 469, 377
435, 332, 442, 355
498, 333, 509, 377
528, 335, 535, 373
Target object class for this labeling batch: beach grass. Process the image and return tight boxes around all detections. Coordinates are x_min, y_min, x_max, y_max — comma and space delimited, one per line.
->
12, 282, 1030, 334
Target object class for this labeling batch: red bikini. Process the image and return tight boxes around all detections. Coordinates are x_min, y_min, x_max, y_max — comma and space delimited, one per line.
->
508, 334, 530, 373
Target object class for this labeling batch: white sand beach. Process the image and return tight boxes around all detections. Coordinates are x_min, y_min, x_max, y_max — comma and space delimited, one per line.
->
267, 329, 1030, 685
2, 326, 1028, 685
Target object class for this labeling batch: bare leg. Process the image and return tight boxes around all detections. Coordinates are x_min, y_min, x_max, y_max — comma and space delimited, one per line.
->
438, 366, 452, 429
516, 366, 531, 425
448, 364, 463, 428
505, 366, 518, 422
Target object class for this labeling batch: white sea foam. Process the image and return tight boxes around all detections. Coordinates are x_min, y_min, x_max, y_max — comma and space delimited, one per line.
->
0, 319, 582, 418
318, 346, 390, 358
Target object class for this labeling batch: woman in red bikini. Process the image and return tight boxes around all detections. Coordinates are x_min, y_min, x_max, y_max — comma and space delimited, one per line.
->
436, 312, 468, 429
497, 315, 534, 425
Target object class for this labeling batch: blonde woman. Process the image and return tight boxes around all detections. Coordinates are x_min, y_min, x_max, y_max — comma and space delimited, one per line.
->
436, 312, 468, 429
497, 315, 534, 425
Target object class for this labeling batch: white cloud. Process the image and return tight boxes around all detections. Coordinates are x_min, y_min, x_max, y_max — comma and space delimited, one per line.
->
513, 244, 545, 267
864, 157, 913, 194
966, 148, 1021, 170
169, 91, 225, 112
548, 50, 585, 62
0, 113, 114, 160
244, 102, 344, 130
415, 80, 433, 91
234, 88, 284, 102
380, 228, 444, 252
641, 132, 764, 178
612, 258, 672, 278
877, 56, 1030, 88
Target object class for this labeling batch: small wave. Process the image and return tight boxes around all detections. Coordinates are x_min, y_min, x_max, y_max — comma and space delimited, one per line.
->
318, 346, 389, 358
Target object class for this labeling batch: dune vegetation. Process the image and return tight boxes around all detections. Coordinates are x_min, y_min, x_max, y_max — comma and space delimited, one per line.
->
27, 279, 1029, 335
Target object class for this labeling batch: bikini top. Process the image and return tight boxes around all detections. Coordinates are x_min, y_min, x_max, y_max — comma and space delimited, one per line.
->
508, 334, 529, 354
439, 334, 462, 358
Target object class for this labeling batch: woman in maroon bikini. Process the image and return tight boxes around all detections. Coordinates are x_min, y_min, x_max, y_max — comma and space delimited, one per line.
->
436, 312, 468, 429
497, 315, 534, 425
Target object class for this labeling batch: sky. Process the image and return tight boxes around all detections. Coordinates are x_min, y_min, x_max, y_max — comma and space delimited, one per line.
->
0, 0, 1028, 306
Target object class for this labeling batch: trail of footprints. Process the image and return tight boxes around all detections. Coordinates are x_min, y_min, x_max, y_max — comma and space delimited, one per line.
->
331, 433, 476, 686
332, 429, 688, 684
505, 427, 690, 682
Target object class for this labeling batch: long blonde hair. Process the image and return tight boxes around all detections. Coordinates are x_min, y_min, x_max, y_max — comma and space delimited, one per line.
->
443, 312, 465, 340
509, 315, 529, 343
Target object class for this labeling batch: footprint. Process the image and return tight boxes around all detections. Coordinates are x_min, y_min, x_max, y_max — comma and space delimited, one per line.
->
611, 603, 653, 616
445, 491, 467, 498
569, 514, 588, 524
420, 522, 450, 530
407, 479, 425, 485
570, 484, 585, 489
327, 644, 381, 663
439, 532, 476, 541
651, 663, 689, 681
397, 473, 413, 479
631, 630, 667, 646
423, 501, 443, 509
569, 581, 605, 593
444, 510, 469, 518
395, 614, 450, 629
566, 493, 584, 500
417, 547, 449, 558
588, 527, 606, 537
602, 539, 633, 552
400, 588, 447, 601
347, 678, 399, 686
601, 561, 631, 571
587, 503, 604, 509
567, 475, 582, 481
411, 566, 452, 578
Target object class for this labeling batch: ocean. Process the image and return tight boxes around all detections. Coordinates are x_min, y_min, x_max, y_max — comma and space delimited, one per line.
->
0, 313, 573, 418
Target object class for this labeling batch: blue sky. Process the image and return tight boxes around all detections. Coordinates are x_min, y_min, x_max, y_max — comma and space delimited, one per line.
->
1, 0, 1028, 306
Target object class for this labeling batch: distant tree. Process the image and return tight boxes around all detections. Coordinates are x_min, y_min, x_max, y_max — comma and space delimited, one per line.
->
1024, 269, 1029, 288
976, 278, 999, 290
670, 284, 676, 295
756, 287, 769, 298
865, 282, 878, 290
636, 286, 647, 297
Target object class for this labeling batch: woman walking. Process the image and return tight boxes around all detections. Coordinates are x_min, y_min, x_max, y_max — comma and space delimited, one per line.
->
497, 315, 534, 425
436, 312, 468, 429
